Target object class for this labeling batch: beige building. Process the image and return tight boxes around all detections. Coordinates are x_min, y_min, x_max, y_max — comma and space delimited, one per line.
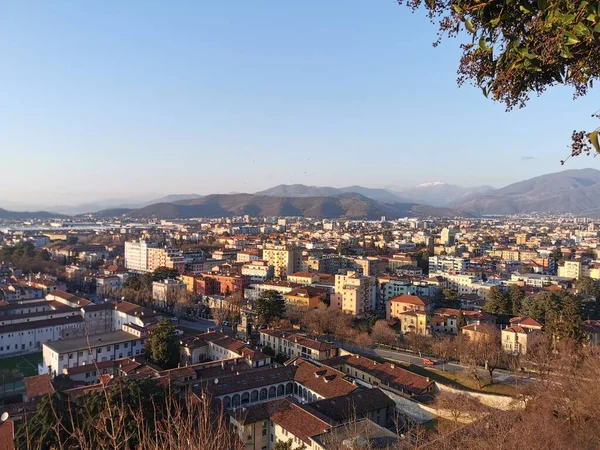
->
262, 245, 302, 278
331, 271, 376, 316
287, 272, 319, 285
502, 316, 542, 355
557, 260, 588, 279
387, 294, 428, 320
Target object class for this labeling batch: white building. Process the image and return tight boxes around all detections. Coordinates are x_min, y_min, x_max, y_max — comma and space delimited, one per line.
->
124, 240, 156, 272
429, 256, 469, 275
241, 261, 274, 283
41, 326, 145, 377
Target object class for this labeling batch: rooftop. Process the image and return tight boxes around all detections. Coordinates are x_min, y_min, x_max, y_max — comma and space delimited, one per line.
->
43, 329, 140, 354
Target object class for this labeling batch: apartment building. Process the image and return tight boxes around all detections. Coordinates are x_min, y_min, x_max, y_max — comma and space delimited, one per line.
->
124, 240, 184, 273
331, 270, 376, 316
241, 261, 275, 283
287, 272, 319, 285
428, 255, 469, 274
557, 260, 588, 279
259, 330, 337, 361
152, 278, 187, 302
124, 240, 156, 272
262, 245, 302, 277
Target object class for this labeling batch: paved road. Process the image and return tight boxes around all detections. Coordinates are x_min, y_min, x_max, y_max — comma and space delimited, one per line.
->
328, 339, 533, 386
179, 318, 217, 332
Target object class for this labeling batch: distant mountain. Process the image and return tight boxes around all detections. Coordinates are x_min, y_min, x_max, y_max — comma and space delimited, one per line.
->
95, 193, 464, 220
457, 169, 600, 216
255, 184, 407, 203
0, 208, 67, 220
394, 183, 496, 207
141, 194, 203, 206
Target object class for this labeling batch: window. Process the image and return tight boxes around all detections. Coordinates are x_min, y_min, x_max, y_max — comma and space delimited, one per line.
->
68, 353, 73, 359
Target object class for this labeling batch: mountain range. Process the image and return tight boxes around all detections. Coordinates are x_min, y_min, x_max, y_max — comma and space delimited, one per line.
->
94, 193, 462, 220
3, 169, 600, 219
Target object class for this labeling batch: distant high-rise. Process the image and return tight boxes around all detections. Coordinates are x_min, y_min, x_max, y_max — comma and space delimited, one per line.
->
440, 227, 456, 245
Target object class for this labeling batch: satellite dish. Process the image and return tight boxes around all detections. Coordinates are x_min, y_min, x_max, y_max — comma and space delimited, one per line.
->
0, 412, 8, 422
214, 378, 219, 384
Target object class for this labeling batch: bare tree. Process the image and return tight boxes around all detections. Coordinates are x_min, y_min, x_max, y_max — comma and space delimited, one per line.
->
371, 320, 398, 346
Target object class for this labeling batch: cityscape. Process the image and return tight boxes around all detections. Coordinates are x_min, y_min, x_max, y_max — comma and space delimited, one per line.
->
1, 2, 599, 450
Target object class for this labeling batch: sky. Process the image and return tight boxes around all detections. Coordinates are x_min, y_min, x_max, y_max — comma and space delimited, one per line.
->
0, 1, 598, 207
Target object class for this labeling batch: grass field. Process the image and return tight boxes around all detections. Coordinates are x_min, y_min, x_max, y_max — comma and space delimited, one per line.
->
0, 353, 42, 379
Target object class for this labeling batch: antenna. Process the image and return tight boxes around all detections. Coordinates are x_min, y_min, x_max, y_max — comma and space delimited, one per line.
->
0, 412, 9, 422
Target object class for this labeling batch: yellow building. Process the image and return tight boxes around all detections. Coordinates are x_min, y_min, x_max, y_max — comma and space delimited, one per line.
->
287, 272, 319, 285
262, 245, 302, 278
284, 287, 323, 308
397, 310, 431, 335
332, 271, 376, 316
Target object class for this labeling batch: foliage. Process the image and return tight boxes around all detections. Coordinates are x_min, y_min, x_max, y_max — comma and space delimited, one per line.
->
0, 242, 62, 276
522, 291, 585, 340
397, 0, 600, 160
398, 0, 600, 108
255, 290, 286, 327
456, 309, 467, 329
507, 284, 526, 316
152, 266, 180, 282
274, 439, 306, 450
442, 288, 458, 305
144, 318, 181, 369
483, 286, 510, 315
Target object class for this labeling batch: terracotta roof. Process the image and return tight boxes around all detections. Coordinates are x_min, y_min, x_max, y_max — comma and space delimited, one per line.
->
289, 272, 317, 278
47, 290, 92, 306
509, 316, 542, 328
0, 420, 14, 450
306, 388, 394, 424
24, 374, 54, 399
231, 397, 331, 444
291, 359, 357, 399
324, 354, 433, 396
389, 294, 428, 306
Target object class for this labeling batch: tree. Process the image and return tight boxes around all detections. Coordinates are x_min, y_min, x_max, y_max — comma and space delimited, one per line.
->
473, 326, 505, 384
483, 286, 510, 315
442, 288, 458, 305
145, 318, 181, 369
397, 0, 600, 161
255, 290, 286, 327
152, 266, 180, 282
507, 285, 527, 316
274, 439, 306, 450
371, 320, 398, 346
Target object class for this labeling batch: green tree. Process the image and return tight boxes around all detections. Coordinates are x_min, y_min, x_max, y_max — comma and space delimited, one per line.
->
483, 286, 510, 315
152, 266, 180, 282
14, 392, 78, 450
456, 309, 467, 329
255, 290, 286, 327
508, 284, 527, 316
442, 288, 458, 305
575, 276, 600, 298
546, 294, 586, 341
145, 318, 181, 369
397, 0, 600, 159
274, 439, 306, 450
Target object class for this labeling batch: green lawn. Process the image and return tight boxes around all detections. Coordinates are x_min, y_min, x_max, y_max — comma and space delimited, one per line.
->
0, 353, 42, 379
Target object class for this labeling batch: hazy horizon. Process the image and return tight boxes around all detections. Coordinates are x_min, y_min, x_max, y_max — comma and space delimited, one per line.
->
1, 2, 597, 207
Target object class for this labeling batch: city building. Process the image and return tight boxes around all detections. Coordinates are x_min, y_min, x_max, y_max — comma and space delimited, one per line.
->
331, 271, 376, 316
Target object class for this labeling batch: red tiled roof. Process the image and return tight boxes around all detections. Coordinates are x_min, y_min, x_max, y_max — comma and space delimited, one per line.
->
24, 374, 54, 399
389, 294, 427, 306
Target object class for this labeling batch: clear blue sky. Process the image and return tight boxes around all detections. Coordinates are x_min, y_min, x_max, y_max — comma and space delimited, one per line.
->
0, 1, 598, 206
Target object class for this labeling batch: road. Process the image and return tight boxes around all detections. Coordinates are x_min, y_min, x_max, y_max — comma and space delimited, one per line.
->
327, 338, 533, 387
179, 318, 236, 335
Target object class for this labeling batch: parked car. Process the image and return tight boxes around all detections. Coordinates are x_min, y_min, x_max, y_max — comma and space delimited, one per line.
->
423, 358, 442, 366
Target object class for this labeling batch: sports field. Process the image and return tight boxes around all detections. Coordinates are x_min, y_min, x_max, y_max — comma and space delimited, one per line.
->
0, 352, 42, 379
